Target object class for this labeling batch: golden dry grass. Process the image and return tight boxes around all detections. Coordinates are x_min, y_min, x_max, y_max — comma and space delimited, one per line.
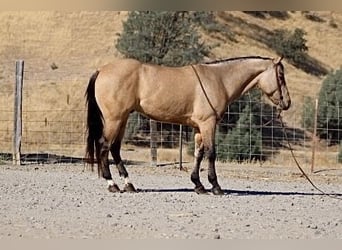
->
0, 11, 341, 168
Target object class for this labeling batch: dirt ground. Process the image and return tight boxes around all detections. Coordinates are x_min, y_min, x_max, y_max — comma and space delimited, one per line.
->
0, 160, 341, 239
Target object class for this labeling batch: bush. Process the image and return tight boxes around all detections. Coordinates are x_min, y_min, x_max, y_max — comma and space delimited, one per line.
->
302, 96, 315, 132
216, 104, 262, 163
302, 11, 325, 23
191, 11, 236, 42
269, 28, 308, 64
317, 68, 342, 145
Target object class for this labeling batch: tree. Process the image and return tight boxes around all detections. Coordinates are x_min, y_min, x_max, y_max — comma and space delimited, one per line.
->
317, 68, 342, 145
116, 11, 210, 66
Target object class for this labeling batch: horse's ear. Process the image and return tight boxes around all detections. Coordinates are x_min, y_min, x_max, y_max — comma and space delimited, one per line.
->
273, 56, 283, 64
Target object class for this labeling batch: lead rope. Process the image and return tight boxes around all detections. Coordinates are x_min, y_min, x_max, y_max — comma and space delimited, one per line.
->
278, 112, 342, 200
190, 64, 221, 121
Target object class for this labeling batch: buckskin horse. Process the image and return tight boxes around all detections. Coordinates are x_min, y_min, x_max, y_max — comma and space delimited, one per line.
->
85, 56, 291, 195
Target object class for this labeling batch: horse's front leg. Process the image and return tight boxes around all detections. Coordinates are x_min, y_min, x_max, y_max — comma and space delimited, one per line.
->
200, 120, 224, 195
206, 145, 224, 195
191, 130, 207, 194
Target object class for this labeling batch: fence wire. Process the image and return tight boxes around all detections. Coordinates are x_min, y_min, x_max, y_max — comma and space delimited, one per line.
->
0, 59, 341, 167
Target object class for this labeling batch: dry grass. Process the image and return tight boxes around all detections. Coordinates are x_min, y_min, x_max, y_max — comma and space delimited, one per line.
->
0, 11, 341, 164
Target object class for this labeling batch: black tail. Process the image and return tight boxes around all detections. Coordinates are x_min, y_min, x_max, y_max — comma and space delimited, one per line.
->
85, 70, 102, 176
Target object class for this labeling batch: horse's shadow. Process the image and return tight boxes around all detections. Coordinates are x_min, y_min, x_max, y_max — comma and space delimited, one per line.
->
136, 188, 342, 197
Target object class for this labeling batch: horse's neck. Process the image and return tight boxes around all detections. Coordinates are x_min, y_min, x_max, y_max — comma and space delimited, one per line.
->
219, 59, 270, 101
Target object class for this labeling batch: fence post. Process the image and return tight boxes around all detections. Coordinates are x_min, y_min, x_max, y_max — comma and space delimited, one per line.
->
150, 119, 157, 167
311, 98, 318, 173
179, 125, 183, 169
13, 60, 24, 165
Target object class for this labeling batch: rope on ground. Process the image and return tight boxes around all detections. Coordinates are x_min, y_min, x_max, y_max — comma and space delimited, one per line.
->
278, 113, 342, 201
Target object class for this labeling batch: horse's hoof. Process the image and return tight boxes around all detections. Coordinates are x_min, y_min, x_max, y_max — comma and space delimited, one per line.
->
123, 183, 137, 193
194, 185, 208, 194
108, 184, 121, 193
212, 186, 224, 195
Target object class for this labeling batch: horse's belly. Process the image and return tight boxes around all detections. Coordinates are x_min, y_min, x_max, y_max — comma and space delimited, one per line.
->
137, 99, 192, 125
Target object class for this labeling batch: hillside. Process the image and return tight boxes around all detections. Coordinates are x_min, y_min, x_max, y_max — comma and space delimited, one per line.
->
0, 11, 341, 157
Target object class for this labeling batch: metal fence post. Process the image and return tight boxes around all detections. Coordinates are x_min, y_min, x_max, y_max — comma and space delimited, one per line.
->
179, 125, 183, 169
13, 60, 24, 165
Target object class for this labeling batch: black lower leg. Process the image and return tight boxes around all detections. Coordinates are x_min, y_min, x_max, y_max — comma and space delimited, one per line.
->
191, 148, 206, 194
117, 161, 129, 178
100, 142, 112, 180
110, 143, 136, 192
101, 141, 120, 192
207, 148, 223, 195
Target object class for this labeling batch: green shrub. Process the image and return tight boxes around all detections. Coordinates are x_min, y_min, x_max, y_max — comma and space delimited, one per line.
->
269, 28, 308, 64
216, 104, 262, 163
317, 68, 342, 145
302, 96, 315, 132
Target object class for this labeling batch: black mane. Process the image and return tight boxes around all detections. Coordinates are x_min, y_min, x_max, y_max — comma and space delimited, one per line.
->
203, 56, 272, 65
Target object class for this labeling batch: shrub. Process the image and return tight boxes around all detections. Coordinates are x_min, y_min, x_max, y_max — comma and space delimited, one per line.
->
269, 28, 308, 64
302, 96, 315, 132
317, 68, 342, 145
216, 104, 262, 163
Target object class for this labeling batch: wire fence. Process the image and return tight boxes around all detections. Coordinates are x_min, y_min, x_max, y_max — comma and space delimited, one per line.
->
0, 59, 341, 168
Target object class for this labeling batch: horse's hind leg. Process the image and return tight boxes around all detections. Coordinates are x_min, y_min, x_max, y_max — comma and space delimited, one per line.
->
110, 117, 136, 192
98, 137, 120, 193
100, 119, 129, 193
110, 142, 136, 193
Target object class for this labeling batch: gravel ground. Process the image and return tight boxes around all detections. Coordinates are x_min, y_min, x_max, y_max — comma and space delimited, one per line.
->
0, 162, 341, 239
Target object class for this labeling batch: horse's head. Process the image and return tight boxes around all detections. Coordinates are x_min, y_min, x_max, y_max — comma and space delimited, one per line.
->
257, 56, 291, 111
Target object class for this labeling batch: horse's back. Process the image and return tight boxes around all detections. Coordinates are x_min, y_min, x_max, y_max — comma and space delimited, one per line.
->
94, 58, 211, 125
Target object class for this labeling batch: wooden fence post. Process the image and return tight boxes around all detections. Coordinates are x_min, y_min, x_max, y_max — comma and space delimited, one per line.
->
13, 60, 24, 165
150, 119, 157, 167
311, 98, 318, 173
